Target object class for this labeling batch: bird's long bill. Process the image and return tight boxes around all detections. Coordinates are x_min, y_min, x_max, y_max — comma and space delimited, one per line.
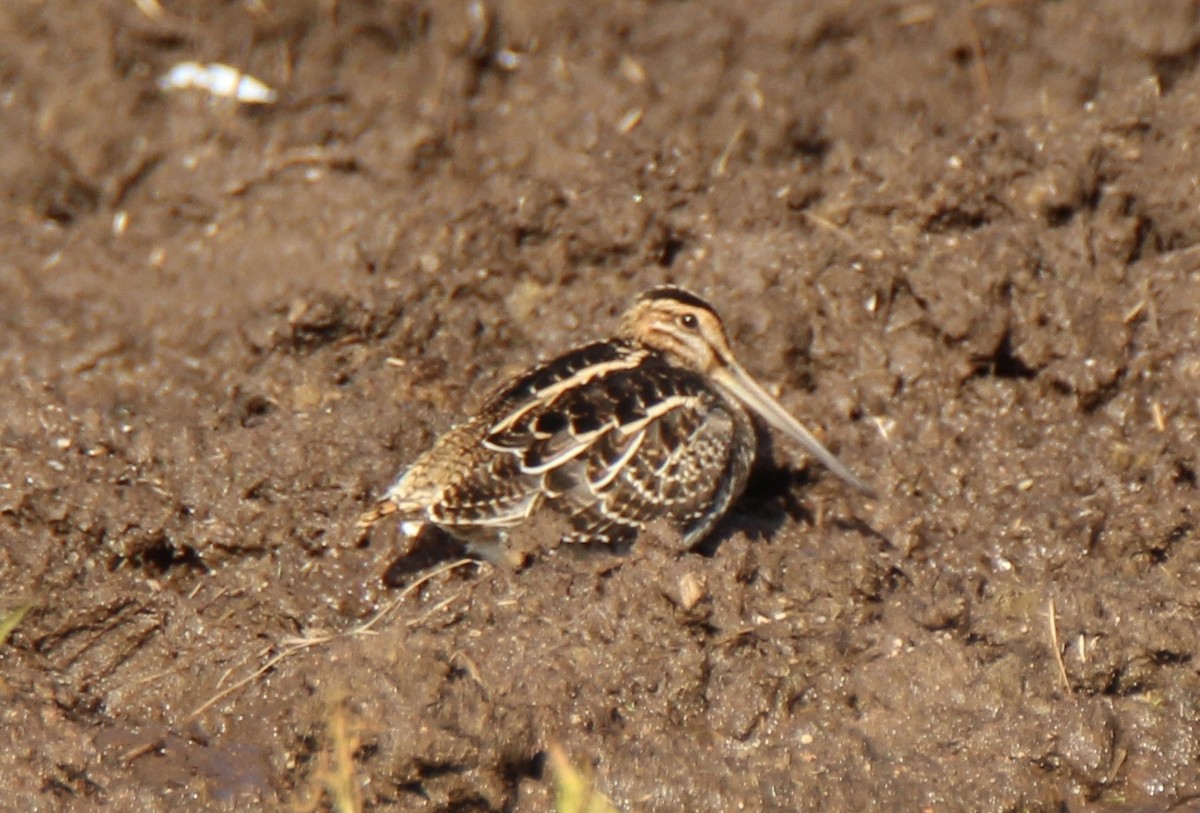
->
712, 363, 877, 498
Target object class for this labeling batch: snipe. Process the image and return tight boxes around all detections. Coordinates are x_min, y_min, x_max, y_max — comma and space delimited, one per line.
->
360, 286, 874, 553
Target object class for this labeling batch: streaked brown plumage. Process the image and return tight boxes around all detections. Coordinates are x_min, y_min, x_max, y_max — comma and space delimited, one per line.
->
361, 286, 873, 552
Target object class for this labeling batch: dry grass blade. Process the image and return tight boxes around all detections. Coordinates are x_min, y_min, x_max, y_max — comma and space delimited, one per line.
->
1047, 597, 1071, 694
0, 604, 32, 646
295, 698, 364, 813
549, 744, 618, 813
964, 7, 992, 109
187, 559, 478, 720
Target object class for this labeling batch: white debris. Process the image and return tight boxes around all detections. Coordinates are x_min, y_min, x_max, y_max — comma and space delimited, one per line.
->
132, 0, 165, 19
158, 61, 278, 104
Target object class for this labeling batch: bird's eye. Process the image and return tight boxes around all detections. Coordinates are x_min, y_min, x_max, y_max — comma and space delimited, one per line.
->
678, 313, 699, 330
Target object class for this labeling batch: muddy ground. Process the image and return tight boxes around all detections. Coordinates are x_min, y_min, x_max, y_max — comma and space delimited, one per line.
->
2, 1, 1200, 810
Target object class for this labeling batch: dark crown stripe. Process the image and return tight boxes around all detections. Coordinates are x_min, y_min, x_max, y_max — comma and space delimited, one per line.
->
638, 286, 717, 314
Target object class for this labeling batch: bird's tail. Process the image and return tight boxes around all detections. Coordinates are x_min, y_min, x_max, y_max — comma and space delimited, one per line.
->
357, 499, 400, 528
